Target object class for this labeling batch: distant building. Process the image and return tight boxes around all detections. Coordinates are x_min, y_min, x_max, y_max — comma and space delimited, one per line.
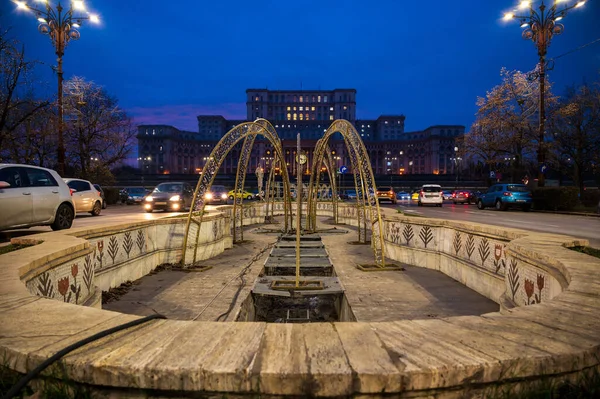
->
137, 88, 463, 176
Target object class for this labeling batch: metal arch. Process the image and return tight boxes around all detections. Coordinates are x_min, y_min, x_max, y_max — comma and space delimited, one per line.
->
306, 145, 339, 230
232, 135, 256, 243
181, 121, 291, 266
308, 119, 386, 267
254, 118, 293, 230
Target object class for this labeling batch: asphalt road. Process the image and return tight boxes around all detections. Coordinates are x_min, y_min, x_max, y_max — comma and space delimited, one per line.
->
2, 201, 598, 248
383, 199, 600, 248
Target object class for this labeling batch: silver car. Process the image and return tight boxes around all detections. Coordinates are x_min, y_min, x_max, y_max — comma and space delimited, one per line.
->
63, 178, 103, 216
0, 164, 76, 231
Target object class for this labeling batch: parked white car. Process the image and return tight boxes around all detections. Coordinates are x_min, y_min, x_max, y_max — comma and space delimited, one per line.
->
418, 184, 443, 207
63, 178, 103, 216
0, 164, 76, 231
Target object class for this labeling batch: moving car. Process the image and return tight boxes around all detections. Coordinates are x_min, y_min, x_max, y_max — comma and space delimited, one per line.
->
411, 191, 420, 201
442, 190, 453, 200
396, 191, 411, 200
418, 184, 443, 207
63, 178, 103, 216
204, 185, 228, 204
0, 164, 75, 231
144, 182, 194, 212
345, 189, 357, 200
452, 190, 476, 205
228, 189, 254, 200
477, 184, 532, 211
376, 187, 397, 204
124, 187, 147, 205
93, 184, 107, 209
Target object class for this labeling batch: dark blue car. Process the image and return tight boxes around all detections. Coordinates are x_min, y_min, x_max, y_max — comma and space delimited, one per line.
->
476, 184, 532, 211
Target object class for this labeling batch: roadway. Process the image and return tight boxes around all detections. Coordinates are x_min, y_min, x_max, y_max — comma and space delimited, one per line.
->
2, 201, 598, 248
381, 199, 600, 248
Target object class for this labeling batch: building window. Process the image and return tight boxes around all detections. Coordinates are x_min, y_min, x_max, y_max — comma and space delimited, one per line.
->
329, 115, 333, 120
311, 106, 315, 111
312, 95, 316, 102
324, 96, 328, 103
343, 105, 347, 110
299, 114, 304, 120
317, 95, 321, 103
152, 129, 155, 135
159, 146, 163, 151
255, 96, 259, 101
299, 106, 303, 111
287, 106, 291, 111
330, 107, 334, 111
293, 107, 297, 111
299, 96, 303, 103
293, 113, 297, 120
287, 113, 291, 120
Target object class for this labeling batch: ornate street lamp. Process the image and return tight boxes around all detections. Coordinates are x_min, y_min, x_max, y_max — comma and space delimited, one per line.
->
13, 0, 100, 177
502, 0, 587, 186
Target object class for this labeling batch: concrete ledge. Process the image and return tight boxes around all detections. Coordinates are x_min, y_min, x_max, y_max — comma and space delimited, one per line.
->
0, 202, 599, 397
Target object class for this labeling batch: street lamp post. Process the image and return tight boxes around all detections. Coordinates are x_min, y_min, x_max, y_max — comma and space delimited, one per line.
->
138, 156, 151, 183
503, 0, 586, 187
14, 0, 99, 177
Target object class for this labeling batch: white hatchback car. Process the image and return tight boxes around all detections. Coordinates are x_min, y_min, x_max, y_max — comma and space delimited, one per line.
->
63, 178, 103, 216
418, 184, 443, 207
0, 164, 76, 231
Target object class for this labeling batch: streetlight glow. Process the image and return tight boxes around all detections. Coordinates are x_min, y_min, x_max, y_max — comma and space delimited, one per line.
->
503, 12, 515, 20
37, 17, 47, 22
575, 1, 585, 7
89, 14, 100, 23
519, 1, 531, 9
15, 1, 28, 10
521, 22, 530, 27
72, 0, 85, 10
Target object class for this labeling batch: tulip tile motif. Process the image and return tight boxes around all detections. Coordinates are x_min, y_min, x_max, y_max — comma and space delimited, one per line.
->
136, 229, 145, 253
70, 263, 81, 304
493, 244, 506, 274
96, 240, 105, 269
83, 254, 94, 292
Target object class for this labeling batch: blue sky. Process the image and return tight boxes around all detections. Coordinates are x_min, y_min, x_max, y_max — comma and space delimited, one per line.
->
2, 0, 600, 133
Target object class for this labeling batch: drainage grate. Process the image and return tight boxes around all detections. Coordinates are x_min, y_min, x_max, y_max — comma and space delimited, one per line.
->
286, 308, 310, 323
270, 279, 325, 290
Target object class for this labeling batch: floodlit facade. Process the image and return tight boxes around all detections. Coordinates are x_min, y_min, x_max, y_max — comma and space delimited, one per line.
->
137, 89, 463, 176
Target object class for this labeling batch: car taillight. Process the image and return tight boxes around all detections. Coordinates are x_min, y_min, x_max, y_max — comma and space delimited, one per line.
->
97, 191, 102, 196
420, 191, 424, 197
389, 190, 393, 195
69, 189, 75, 196
503, 192, 512, 196
465, 193, 469, 197
452, 192, 456, 197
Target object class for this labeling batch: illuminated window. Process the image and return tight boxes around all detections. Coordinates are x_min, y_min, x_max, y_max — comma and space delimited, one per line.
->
255, 96, 259, 101
299, 106, 303, 111
330, 107, 334, 111
293, 113, 297, 120
287, 106, 291, 111
299, 96, 303, 103
329, 115, 333, 120
318, 95, 321, 103
287, 113, 291, 120
310, 106, 314, 111
385, 121, 388, 124
305, 113, 309, 119
293, 107, 297, 111
299, 114, 304, 120
343, 105, 347, 110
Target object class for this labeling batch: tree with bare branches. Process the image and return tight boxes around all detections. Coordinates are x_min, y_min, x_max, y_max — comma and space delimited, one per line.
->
465, 67, 556, 183
0, 28, 50, 153
550, 83, 600, 197
63, 76, 135, 183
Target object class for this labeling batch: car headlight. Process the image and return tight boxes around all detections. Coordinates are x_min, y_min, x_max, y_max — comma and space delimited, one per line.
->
221, 193, 227, 199
204, 193, 213, 200
169, 195, 181, 201
145, 196, 153, 202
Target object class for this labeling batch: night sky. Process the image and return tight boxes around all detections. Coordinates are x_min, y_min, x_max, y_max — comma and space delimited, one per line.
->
2, 0, 600, 134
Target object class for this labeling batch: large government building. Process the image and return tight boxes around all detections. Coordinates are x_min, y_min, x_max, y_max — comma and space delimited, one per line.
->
137, 88, 464, 176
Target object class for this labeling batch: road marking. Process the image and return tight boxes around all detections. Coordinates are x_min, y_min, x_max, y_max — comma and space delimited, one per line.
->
503, 219, 560, 228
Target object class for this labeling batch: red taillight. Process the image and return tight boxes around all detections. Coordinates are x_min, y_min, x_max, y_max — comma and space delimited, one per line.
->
452, 192, 456, 197
97, 191, 102, 197
439, 191, 443, 196
465, 193, 469, 197
503, 192, 512, 197
69, 189, 75, 196
389, 191, 393, 195
420, 190, 424, 197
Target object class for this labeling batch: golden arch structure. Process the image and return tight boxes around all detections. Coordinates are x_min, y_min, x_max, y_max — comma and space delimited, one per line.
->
181, 119, 292, 266
307, 119, 391, 269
